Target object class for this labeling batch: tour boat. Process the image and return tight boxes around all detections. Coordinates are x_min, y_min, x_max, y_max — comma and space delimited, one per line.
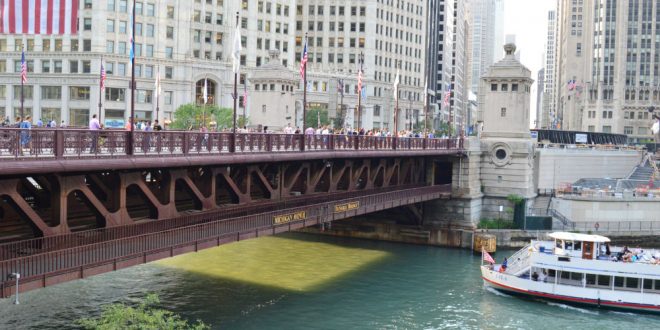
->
480, 232, 660, 313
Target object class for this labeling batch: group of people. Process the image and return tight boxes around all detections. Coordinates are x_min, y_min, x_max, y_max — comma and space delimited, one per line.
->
281, 123, 439, 138
614, 246, 660, 264
2, 116, 65, 128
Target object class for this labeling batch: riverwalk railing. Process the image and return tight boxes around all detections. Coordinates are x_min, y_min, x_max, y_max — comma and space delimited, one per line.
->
0, 128, 464, 160
568, 220, 660, 233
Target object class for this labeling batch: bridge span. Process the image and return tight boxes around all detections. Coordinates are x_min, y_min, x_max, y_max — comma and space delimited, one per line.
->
0, 129, 464, 297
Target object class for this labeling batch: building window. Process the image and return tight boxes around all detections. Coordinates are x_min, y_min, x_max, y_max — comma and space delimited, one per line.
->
82, 60, 91, 73
41, 108, 61, 123
501, 84, 508, 91
70, 87, 91, 100
69, 109, 89, 127
164, 91, 173, 105
137, 90, 153, 104
602, 126, 612, 133
41, 86, 61, 100
165, 67, 173, 79
70, 60, 79, 73
491, 84, 497, 91
165, 47, 173, 59
511, 84, 519, 92
624, 126, 633, 135
501, 108, 506, 117
107, 19, 115, 32
42, 60, 50, 73
84, 18, 92, 31
54, 60, 62, 73
105, 88, 125, 102
14, 85, 34, 100
166, 26, 174, 39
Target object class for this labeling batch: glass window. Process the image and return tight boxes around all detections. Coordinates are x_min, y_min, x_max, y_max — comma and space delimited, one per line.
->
41, 86, 61, 100
165, 47, 173, 59
137, 90, 153, 103
146, 24, 155, 38
118, 42, 126, 54
70, 87, 91, 100
105, 88, 125, 102
164, 91, 173, 105
614, 276, 625, 288
107, 19, 115, 32
512, 84, 519, 91
41, 108, 61, 123
501, 84, 508, 92
82, 60, 91, 73
70, 60, 79, 73
13, 85, 34, 100
107, 0, 115, 11
53, 60, 62, 73
146, 3, 155, 16
41, 60, 50, 73
106, 40, 114, 53
69, 109, 89, 127
626, 278, 639, 289
165, 67, 173, 79
491, 84, 497, 91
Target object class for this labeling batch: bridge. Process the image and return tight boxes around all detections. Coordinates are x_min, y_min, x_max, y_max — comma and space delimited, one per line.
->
0, 128, 464, 297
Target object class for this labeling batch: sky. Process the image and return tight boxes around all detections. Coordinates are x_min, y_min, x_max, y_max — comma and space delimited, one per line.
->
502, 0, 556, 126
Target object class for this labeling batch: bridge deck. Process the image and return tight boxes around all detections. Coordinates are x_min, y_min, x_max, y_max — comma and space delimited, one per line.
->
0, 129, 463, 174
0, 184, 450, 298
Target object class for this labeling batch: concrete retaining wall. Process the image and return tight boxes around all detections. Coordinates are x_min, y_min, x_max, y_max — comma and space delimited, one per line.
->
535, 148, 642, 190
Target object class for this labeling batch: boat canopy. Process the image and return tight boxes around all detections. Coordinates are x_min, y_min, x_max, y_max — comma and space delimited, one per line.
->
549, 232, 611, 243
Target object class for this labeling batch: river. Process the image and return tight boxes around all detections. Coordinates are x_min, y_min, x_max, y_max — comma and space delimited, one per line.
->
0, 233, 657, 329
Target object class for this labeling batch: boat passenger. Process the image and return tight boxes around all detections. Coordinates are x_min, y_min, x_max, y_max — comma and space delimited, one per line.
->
500, 257, 508, 272
531, 272, 539, 281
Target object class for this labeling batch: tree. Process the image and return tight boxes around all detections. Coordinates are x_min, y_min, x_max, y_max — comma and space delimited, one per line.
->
77, 294, 209, 330
305, 108, 330, 129
170, 104, 249, 130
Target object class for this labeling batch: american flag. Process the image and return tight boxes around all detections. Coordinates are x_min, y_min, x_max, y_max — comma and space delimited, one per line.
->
0, 0, 79, 35
567, 80, 576, 91
242, 82, 248, 107
443, 87, 452, 107
100, 61, 106, 90
299, 39, 308, 81
482, 248, 495, 264
20, 50, 27, 84
357, 69, 363, 96
128, 2, 135, 61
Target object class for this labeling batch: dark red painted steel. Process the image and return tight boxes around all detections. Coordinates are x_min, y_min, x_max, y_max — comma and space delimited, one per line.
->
0, 128, 463, 160
0, 185, 450, 298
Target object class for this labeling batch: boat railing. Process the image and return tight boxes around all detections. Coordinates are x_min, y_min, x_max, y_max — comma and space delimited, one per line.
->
505, 244, 532, 276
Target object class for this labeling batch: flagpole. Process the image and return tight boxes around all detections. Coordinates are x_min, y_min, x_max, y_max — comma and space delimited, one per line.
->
357, 52, 363, 131
231, 11, 239, 152
243, 80, 247, 125
340, 80, 345, 128
98, 56, 104, 124
20, 50, 24, 121
302, 32, 308, 151
128, 0, 136, 155
155, 65, 160, 124
394, 61, 400, 149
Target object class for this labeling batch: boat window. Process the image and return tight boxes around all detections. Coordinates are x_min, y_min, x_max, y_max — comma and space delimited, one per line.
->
548, 269, 556, 277
571, 272, 583, 281
614, 276, 625, 288
655, 280, 660, 291
556, 240, 562, 249
565, 241, 573, 250
573, 241, 582, 251
643, 279, 653, 290
586, 274, 596, 285
560, 271, 571, 280
626, 278, 639, 289
597, 275, 611, 286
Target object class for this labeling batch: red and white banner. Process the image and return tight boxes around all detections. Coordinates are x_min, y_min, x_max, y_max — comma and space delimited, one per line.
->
0, 0, 79, 35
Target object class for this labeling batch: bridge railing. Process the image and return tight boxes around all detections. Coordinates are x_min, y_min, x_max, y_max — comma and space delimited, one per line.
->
0, 128, 464, 160
0, 185, 450, 283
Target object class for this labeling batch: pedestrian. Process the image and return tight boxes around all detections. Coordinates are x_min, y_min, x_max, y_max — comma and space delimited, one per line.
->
89, 114, 102, 153
284, 123, 293, 134
19, 116, 32, 155
153, 120, 163, 131
60, 120, 67, 128
652, 114, 659, 144
36, 118, 43, 127
2, 116, 9, 127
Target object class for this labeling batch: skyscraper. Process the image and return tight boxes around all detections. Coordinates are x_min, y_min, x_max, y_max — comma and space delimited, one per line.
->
555, 0, 659, 141
468, 0, 501, 94
541, 10, 557, 129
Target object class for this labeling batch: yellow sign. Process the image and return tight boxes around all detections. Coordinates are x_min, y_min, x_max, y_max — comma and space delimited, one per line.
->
273, 211, 307, 225
334, 201, 360, 213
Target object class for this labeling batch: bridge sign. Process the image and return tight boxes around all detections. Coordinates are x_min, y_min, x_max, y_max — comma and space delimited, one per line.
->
273, 211, 307, 225
334, 201, 360, 213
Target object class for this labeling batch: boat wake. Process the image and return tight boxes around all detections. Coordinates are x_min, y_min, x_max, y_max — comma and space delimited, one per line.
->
484, 286, 512, 298
544, 301, 599, 315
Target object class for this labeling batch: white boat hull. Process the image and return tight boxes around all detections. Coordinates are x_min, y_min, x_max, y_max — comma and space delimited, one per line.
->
481, 266, 660, 313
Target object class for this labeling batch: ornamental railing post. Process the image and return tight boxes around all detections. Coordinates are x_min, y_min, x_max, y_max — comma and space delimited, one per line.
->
55, 129, 64, 159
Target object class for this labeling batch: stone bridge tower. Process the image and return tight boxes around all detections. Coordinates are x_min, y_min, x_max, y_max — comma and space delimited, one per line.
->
478, 43, 536, 219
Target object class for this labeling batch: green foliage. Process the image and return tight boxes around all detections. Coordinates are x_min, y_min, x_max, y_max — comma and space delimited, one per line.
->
506, 194, 524, 205
435, 121, 454, 136
477, 219, 517, 229
170, 104, 248, 130
305, 108, 330, 129
77, 294, 209, 330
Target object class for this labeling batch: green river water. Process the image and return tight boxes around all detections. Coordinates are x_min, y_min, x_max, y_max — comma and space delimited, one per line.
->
0, 233, 657, 329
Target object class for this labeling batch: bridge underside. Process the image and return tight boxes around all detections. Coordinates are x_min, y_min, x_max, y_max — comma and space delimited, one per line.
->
0, 156, 455, 297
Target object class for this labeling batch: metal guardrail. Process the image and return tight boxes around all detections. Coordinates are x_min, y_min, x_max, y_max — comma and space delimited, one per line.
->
0, 185, 449, 289
549, 209, 575, 229
0, 128, 464, 160
568, 221, 660, 233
